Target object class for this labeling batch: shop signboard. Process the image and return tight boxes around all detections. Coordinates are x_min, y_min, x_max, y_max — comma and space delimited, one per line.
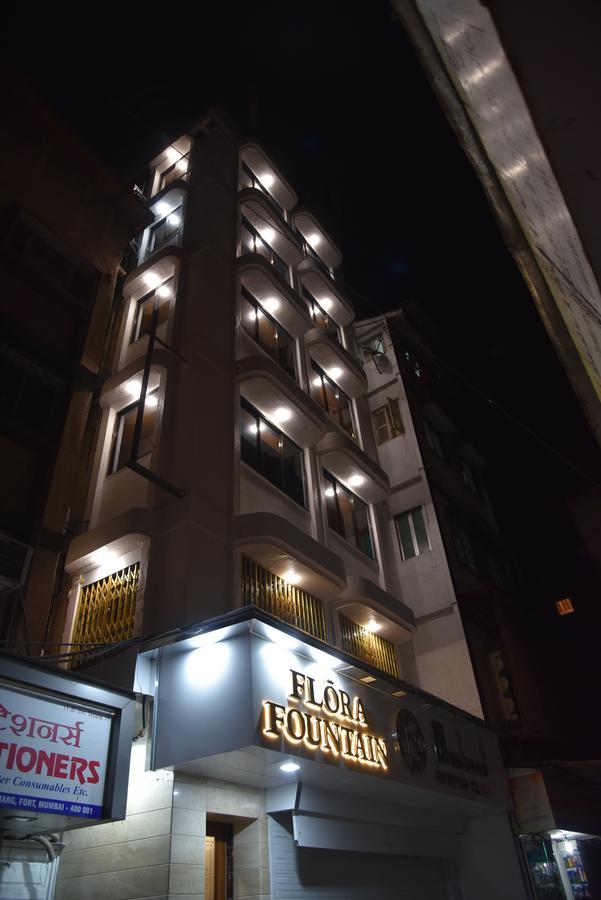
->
0, 653, 135, 836
152, 619, 510, 810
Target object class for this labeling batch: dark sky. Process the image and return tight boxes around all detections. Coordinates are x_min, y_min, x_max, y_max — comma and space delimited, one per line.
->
6, 3, 601, 696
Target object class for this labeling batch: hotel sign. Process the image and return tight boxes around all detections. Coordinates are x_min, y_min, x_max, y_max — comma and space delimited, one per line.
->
263, 669, 388, 770
0, 685, 112, 819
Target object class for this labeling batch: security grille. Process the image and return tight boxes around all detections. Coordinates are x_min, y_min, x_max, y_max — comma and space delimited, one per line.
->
241, 556, 326, 641
338, 613, 399, 677
72, 563, 139, 654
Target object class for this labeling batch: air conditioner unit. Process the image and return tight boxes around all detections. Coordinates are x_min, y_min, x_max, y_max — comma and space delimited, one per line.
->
0, 533, 33, 593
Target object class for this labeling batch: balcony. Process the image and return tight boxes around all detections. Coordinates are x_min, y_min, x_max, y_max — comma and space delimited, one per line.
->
292, 209, 343, 272
297, 261, 354, 327
335, 575, 416, 644
148, 136, 192, 197
317, 431, 390, 503
138, 188, 186, 263
338, 613, 399, 678
239, 142, 297, 213
237, 355, 327, 448
238, 255, 312, 339
234, 512, 346, 601
305, 328, 367, 399
241, 555, 326, 642
70, 562, 139, 659
239, 215, 292, 285
239, 287, 297, 381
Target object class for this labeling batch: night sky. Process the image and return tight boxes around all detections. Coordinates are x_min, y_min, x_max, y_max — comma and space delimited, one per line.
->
6, 3, 601, 731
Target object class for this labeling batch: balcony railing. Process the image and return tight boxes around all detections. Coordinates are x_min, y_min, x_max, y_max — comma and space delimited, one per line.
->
145, 204, 183, 258
338, 613, 398, 677
299, 236, 334, 280
240, 216, 290, 285
241, 556, 326, 641
239, 162, 285, 218
302, 287, 340, 343
70, 563, 139, 665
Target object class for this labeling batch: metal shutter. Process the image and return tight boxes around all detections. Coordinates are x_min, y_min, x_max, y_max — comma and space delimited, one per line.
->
269, 814, 451, 900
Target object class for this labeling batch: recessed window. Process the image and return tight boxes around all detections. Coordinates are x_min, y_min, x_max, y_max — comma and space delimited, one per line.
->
111, 391, 158, 474
240, 400, 305, 506
423, 419, 444, 459
460, 460, 478, 493
310, 362, 355, 438
240, 287, 296, 380
372, 399, 404, 445
130, 277, 174, 343
239, 216, 289, 283
323, 471, 374, 558
147, 203, 183, 255
395, 507, 430, 561
361, 333, 386, 363
454, 524, 477, 572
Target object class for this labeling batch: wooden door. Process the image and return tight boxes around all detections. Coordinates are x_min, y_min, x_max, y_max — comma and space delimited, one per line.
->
204, 822, 228, 900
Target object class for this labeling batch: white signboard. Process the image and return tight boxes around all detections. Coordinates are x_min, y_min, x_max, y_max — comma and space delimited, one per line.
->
0, 684, 113, 820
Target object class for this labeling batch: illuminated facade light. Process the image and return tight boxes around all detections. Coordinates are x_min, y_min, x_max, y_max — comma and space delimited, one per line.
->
260, 173, 275, 189
262, 296, 280, 314
92, 547, 116, 567
279, 761, 300, 773
349, 474, 365, 488
283, 569, 300, 585
125, 379, 142, 398
143, 271, 162, 289
154, 201, 171, 218
320, 297, 333, 311
365, 619, 380, 633
273, 407, 291, 424
167, 213, 181, 227
157, 283, 173, 299
145, 393, 158, 410
308, 233, 321, 246
328, 367, 343, 380
260, 227, 276, 243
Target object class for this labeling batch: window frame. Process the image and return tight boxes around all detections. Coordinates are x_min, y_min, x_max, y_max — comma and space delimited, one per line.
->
130, 276, 174, 344
240, 399, 306, 507
240, 286, 296, 380
395, 506, 431, 561
110, 390, 159, 475
372, 398, 404, 445
323, 470, 375, 559
310, 361, 356, 438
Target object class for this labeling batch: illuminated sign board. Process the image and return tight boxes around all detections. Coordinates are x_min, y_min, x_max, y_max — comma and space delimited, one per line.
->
262, 669, 388, 770
0, 684, 112, 819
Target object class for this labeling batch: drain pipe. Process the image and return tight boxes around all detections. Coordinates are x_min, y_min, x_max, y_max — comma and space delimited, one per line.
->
29, 834, 58, 861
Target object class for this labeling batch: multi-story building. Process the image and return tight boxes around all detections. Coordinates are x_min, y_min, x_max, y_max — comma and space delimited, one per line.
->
2, 111, 531, 900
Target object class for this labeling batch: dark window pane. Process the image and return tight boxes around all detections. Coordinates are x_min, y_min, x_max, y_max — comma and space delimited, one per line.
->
324, 479, 339, 532
397, 513, 415, 560
240, 400, 305, 506
354, 501, 374, 558
412, 507, 430, 555
337, 487, 356, 544
259, 421, 282, 489
113, 392, 158, 473
240, 292, 257, 338
257, 310, 277, 354
282, 438, 305, 506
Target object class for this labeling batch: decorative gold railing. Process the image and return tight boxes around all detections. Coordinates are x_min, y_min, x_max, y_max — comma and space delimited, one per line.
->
241, 556, 326, 641
338, 613, 399, 677
71, 563, 139, 660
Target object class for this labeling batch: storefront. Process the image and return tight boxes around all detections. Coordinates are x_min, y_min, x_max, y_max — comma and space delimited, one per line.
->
511, 770, 601, 899
134, 611, 531, 900
0, 652, 137, 900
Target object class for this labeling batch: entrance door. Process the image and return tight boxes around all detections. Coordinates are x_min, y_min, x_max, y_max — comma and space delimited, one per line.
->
205, 822, 230, 900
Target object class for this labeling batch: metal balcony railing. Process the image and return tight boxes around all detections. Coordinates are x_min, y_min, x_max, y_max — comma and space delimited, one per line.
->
241, 556, 326, 641
338, 613, 399, 677
239, 162, 285, 218
70, 563, 139, 664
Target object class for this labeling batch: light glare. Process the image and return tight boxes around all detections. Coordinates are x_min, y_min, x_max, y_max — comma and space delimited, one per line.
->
262, 297, 280, 314
349, 474, 365, 488
273, 407, 291, 423
143, 271, 162, 289
280, 762, 300, 773
260, 173, 275, 189
328, 367, 343, 380
260, 227, 276, 243
283, 569, 300, 585
308, 232, 321, 246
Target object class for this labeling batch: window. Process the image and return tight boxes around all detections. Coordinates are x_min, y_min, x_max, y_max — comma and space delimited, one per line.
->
454, 525, 477, 572
147, 204, 183, 255
240, 400, 305, 506
240, 287, 296, 379
395, 507, 430, 561
323, 471, 374, 558
310, 362, 355, 438
239, 162, 285, 216
239, 216, 289, 283
131, 277, 174, 343
158, 152, 189, 192
372, 398, 403, 445
403, 349, 423, 379
111, 391, 158, 473
460, 460, 478, 493
302, 288, 340, 342
423, 419, 444, 458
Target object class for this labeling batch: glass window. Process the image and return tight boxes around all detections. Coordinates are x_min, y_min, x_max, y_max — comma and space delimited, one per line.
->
311, 362, 355, 439
361, 333, 386, 363
240, 400, 305, 506
148, 204, 183, 255
302, 287, 340, 342
323, 471, 374, 558
423, 419, 444, 458
131, 278, 173, 343
454, 525, 477, 571
158, 153, 189, 192
111, 391, 158, 473
240, 287, 296, 380
372, 399, 403, 445
395, 507, 431, 561
239, 216, 289, 283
